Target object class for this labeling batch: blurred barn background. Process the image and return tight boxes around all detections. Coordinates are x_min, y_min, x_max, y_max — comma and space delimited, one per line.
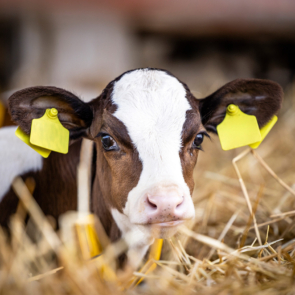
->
1, 0, 295, 101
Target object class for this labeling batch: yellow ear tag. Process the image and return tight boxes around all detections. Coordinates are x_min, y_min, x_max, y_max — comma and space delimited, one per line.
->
30, 108, 69, 154
217, 104, 262, 151
128, 238, 163, 288
249, 115, 278, 149
15, 126, 51, 158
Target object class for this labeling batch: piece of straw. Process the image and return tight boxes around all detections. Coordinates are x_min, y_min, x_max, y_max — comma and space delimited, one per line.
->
232, 148, 262, 245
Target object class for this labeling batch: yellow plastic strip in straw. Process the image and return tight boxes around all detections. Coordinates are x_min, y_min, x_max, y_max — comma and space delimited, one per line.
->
133, 239, 163, 287
75, 214, 103, 260
149, 238, 163, 260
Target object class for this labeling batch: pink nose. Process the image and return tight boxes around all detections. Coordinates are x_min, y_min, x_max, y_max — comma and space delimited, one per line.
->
145, 191, 186, 224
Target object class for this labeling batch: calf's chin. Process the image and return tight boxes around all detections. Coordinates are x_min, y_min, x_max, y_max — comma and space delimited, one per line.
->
148, 222, 185, 239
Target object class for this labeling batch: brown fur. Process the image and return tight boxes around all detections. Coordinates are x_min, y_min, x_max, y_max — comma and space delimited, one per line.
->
180, 110, 203, 195
0, 140, 81, 227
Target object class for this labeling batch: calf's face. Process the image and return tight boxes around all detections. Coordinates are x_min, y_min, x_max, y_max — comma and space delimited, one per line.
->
9, 68, 283, 240
91, 70, 202, 238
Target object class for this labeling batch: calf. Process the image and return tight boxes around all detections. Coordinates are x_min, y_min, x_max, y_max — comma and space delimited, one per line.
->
0, 68, 283, 260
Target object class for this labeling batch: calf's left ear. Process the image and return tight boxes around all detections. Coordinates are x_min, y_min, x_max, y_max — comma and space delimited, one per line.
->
199, 79, 283, 133
9, 86, 94, 140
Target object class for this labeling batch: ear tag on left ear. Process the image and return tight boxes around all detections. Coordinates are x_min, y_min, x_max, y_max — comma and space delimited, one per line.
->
15, 126, 51, 158
217, 104, 261, 151
30, 108, 69, 154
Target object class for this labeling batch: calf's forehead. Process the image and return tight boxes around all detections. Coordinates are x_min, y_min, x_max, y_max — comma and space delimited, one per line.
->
111, 69, 192, 157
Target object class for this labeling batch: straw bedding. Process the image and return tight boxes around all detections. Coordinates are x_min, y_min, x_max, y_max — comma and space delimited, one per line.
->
0, 84, 295, 295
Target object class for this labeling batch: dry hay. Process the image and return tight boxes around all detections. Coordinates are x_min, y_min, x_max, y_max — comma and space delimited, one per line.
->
0, 83, 295, 294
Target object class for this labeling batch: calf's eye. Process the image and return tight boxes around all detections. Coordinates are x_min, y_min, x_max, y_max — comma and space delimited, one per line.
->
101, 134, 118, 151
192, 133, 204, 149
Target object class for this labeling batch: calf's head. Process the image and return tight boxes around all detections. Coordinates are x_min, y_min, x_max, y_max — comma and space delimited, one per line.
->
9, 68, 283, 240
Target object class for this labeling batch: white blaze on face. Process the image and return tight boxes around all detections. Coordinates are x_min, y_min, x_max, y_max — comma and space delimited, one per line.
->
111, 69, 195, 232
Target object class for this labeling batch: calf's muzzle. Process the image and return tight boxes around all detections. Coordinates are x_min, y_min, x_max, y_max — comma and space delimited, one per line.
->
144, 187, 189, 224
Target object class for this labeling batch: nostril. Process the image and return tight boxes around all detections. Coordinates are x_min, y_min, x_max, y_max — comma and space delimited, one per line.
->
147, 196, 157, 209
176, 196, 184, 208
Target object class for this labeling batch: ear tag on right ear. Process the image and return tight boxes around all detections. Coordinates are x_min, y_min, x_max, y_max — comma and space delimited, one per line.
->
217, 104, 262, 151
15, 127, 51, 158
249, 115, 278, 149
30, 108, 69, 154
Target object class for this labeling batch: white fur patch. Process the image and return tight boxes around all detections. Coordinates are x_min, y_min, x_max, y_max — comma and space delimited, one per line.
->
112, 69, 195, 232
0, 126, 43, 201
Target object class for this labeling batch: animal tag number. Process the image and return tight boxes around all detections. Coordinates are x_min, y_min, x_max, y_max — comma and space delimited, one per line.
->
15, 126, 51, 158
217, 104, 261, 151
30, 108, 69, 154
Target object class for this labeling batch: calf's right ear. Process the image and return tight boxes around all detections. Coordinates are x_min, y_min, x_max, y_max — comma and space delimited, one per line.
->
198, 79, 283, 133
8, 86, 94, 140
